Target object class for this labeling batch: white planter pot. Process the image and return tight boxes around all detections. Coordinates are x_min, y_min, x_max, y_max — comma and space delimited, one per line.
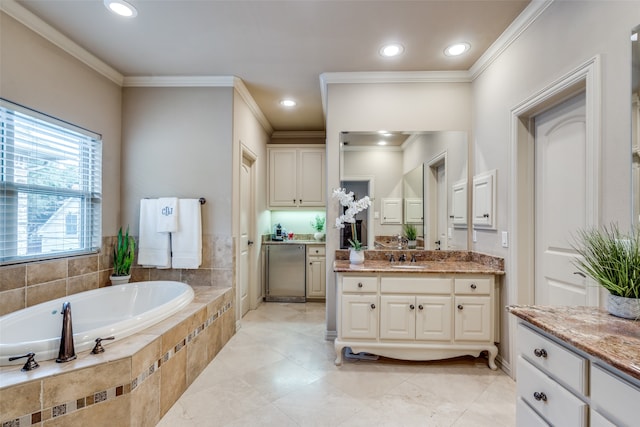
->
607, 293, 640, 320
314, 232, 325, 241
110, 274, 131, 286
349, 249, 365, 265
408, 240, 417, 249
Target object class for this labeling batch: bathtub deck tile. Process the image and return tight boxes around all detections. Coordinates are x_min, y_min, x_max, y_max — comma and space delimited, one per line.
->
0, 380, 41, 421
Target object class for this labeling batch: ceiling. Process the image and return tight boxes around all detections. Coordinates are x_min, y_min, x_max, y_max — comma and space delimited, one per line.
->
12, 0, 531, 133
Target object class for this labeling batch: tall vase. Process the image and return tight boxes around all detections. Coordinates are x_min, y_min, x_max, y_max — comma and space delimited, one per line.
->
349, 249, 365, 265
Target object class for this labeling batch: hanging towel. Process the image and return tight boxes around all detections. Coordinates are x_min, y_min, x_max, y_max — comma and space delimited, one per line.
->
137, 199, 171, 268
157, 197, 179, 232
171, 198, 202, 269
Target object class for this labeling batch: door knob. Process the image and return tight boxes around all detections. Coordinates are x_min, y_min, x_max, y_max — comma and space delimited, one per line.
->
248, 240, 254, 246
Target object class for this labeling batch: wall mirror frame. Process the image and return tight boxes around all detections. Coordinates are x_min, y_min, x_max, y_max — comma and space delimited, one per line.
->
339, 130, 469, 251
632, 24, 640, 227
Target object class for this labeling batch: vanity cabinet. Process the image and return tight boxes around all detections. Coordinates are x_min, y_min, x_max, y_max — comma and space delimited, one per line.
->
515, 320, 640, 427
306, 245, 326, 300
268, 146, 326, 208
335, 273, 499, 369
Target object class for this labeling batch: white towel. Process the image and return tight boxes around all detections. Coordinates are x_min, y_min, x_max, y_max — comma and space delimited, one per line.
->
137, 199, 171, 268
171, 199, 202, 269
157, 197, 179, 232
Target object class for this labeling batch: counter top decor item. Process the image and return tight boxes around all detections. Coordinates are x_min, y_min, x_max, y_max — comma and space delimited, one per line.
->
403, 223, 418, 249
333, 188, 371, 264
111, 226, 135, 285
312, 214, 325, 241
572, 223, 640, 319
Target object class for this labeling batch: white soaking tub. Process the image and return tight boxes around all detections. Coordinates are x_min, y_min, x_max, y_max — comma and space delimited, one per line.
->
0, 281, 194, 366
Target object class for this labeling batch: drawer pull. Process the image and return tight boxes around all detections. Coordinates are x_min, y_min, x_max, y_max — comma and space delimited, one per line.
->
409, 304, 415, 310
418, 304, 424, 310
358, 282, 363, 288
457, 304, 463, 310
533, 348, 548, 358
533, 391, 547, 402
470, 283, 477, 289
370, 303, 376, 309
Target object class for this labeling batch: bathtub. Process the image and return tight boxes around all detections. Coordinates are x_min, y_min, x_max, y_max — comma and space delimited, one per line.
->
0, 281, 194, 366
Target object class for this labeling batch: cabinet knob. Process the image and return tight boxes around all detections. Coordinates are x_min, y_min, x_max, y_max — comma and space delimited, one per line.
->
533, 391, 547, 402
483, 213, 490, 218
470, 283, 477, 289
409, 304, 415, 310
457, 304, 464, 310
418, 305, 424, 310
370, 303, 376, 309
358, 282, 363, 288
533, 348, 548, 358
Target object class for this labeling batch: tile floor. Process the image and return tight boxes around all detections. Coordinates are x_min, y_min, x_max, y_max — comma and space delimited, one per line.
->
158, 302, 516, 426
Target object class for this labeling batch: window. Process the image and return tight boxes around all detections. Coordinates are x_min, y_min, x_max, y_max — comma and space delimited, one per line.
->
1, 99, 102, 264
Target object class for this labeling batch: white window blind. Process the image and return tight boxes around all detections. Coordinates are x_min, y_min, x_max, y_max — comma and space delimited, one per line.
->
1, 99, 102, 264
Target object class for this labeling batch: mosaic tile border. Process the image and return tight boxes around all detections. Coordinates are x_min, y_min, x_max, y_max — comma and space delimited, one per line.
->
2, 301, 232, 427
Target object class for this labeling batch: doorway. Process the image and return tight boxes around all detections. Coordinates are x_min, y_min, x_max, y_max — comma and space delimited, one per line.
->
426, 152, 448, 250
239, 147, 257, 318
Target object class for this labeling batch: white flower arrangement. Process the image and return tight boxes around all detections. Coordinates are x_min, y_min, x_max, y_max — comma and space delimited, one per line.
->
332, 187, 371, 250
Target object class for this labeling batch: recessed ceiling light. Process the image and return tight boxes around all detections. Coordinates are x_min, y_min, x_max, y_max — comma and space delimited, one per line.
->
379, 44, 404, 58
377, 141, 387, 146
280, 99, 296, 107
444, 42, 470, 57
632, 33, 638, 42
104, 0, 138, 18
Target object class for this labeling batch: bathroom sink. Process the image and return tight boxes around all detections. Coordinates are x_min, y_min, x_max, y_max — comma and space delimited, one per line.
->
391, 264, 426, 270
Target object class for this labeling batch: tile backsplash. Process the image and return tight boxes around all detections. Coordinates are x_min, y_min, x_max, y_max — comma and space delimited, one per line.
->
0, 234, 234, 317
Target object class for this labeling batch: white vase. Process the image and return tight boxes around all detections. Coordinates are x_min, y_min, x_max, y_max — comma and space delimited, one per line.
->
349, 249, 365, 265
408, 240, 417, 249
110, 274, 131, 286
314, 232, 325, 241
607, 293, 640, 320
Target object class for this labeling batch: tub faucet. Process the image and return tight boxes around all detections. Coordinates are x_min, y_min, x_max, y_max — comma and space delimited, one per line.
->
56, 302, 77, 363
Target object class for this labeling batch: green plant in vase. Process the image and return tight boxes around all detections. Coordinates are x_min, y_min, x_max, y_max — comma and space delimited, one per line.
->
333, 188, 371, 263
311, 215, 326, 241
403, 223, 418, 248
111, 226, 135, 285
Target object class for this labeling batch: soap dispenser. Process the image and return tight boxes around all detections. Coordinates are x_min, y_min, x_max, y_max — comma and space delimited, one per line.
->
273, 223, 283, 241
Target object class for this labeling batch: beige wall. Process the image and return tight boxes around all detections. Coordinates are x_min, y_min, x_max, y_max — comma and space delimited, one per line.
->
325, 81, 473, 335
0, 12, 122, 234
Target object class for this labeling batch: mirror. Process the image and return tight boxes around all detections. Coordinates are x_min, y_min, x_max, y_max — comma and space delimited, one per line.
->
632, 24, 640, 227
340, 131, 468, 250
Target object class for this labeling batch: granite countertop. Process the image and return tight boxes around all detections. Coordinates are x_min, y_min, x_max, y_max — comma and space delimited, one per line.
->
508, 305, 640, 382
333, 259, 504, 274
263, 240, 325, 245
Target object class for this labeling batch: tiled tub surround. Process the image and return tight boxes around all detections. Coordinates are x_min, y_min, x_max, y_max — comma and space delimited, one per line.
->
0, 286, 235, 427
0, 234, 234, 317
333, 250, 505, 274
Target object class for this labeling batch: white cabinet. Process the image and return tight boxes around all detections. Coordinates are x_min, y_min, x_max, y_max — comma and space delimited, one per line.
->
515, 321, 640, 426
268, 146, 325, 208
306, 245, 326, 300
472, 170, 496, 229
404, 198, 423, 224
335, 273, 500, 368
381, 198, 402, 224
451, 180, 468, 227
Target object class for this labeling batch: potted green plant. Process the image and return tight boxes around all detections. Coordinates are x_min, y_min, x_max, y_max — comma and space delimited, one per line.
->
573, 223, 640, 319
403, 223, 418, 249
311, 215, 326, 241
110, 226, 135, 285
333, 188, 371, 265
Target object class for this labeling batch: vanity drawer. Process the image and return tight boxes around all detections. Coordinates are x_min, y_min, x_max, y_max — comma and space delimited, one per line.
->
591, 364, 640, 427
454, 277, 491, 295
517, 323, 587, 395
308, 246, 325, 256
342, 276, 377, 293
381, 276, 452, 294
516, 397, 550, 427
517, 356, 587, 426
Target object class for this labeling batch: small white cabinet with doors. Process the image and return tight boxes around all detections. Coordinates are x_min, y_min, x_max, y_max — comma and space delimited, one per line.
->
268, 145, 326, 208
306, 244, 326, 300
335, 272, 500, 368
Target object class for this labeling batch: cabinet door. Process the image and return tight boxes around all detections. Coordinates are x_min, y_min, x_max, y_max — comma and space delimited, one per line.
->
404, 198, 423, 224
269, 149, 298, 207
415, 296, 452, 341
451, 180, 467, 227
454, 296, 491, 341
341, 294, 378, 339
298, 149, 326, 206
380, 295, 415, 340
306, 256, 326, 299
381, 198, 403, 224
472, 170, 496, 229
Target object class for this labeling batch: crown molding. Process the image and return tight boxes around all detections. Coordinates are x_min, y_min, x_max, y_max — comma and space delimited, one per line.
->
233, 77, 274, 135
0, 0, 124, 86
271, 130, 326, 139
122, 75, 236, 87
469, 0, 554, 79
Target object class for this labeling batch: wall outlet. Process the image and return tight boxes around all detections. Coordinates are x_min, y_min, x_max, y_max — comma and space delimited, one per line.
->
472, 230, 477, 243
374, 211, 380, 219
501, 231, 509, 248
448, 227, 452, 238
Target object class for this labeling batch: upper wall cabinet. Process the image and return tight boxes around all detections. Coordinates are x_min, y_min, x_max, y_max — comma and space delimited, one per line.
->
268, 146, 326, 208
472, 170, 497, 229
381, 198, 403, 224
451, 180, 467, 228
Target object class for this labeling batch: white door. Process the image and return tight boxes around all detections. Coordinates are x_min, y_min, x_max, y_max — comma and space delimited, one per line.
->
436, 164, 447, 249
534, 92, 595, 306
239, 153, 254, 317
